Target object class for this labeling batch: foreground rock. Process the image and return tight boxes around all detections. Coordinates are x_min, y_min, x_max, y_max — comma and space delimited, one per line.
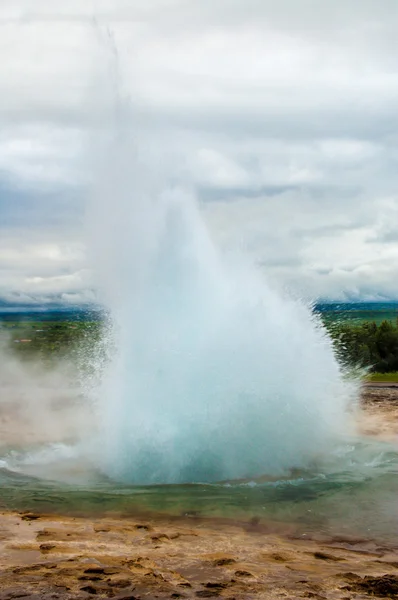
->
1, 508, 398, 599
359, 385, 398, 441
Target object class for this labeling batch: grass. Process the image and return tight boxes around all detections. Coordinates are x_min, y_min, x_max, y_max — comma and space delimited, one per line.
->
2, 312, 398, 381
365, 372, 398, 383
0, 320, 102, 367
321, 310, 398, 327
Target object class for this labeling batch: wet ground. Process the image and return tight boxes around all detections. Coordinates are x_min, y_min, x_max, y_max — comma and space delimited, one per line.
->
1, 505, 398, 600
0, 385, 398, 598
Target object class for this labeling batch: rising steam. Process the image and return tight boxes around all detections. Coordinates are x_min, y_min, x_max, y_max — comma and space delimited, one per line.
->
88, 110, 358, 484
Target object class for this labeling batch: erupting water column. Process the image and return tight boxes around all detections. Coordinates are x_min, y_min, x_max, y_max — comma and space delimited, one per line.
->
88, 107, 357, 485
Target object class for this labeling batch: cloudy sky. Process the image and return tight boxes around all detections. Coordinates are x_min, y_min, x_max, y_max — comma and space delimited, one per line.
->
1, 0, 398, 305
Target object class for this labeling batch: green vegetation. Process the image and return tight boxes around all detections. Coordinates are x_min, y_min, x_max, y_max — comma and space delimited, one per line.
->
321, 308, 398, 327
326, 319, 398, 374
1, 305, 398, 380
365, 372, 398, 383
1, 320, 104, 370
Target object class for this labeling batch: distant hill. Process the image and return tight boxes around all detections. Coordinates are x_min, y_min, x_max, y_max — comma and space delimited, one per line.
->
0, 304, 102, 322
315, 301, 398, 313
0, 301, 397, 323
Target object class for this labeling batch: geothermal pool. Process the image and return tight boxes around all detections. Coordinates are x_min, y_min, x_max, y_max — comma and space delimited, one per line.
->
1, 403, 398, 546
1, 103, 397, 548
1, 455, 398, 545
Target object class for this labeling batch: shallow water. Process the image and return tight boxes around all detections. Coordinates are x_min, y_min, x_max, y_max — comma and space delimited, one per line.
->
1, 437, 398, 545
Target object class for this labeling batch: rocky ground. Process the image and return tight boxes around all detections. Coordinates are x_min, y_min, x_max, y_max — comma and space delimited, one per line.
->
1, 508, 398, 600
0, 385, 397, 600
358, 384, 398, 441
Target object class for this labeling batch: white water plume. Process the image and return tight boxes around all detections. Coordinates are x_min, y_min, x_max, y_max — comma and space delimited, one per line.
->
87, 106, 358, 485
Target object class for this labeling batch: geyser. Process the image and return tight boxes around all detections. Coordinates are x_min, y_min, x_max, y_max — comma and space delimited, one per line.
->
89, 127, 357, 485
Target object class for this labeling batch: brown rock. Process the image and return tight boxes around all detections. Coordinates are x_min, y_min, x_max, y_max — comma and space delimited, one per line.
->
204, 582, 229, 589
84, 567, 107, 575
313, 552, 343, 561
108, 579, 131, 589
20, 513, 41, 522
353, 574, 398, 597
80, 585, 98, 594
234, 570, 253, 577
213, 558, 236, 567
149, 533, 170, 542
39, 544, 56, 553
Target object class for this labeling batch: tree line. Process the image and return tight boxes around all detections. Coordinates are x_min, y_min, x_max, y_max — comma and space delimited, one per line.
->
327, 319, 398, 373
5, 317, 398, 375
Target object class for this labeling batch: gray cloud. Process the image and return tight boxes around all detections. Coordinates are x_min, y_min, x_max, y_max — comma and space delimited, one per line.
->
371, 231, 398, 244
1, 0, 398, 303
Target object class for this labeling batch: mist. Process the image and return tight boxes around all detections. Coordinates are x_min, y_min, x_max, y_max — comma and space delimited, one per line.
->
0, 331, 94, 481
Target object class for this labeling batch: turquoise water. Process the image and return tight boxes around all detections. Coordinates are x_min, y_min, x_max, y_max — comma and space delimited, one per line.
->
1, 438, 398, 545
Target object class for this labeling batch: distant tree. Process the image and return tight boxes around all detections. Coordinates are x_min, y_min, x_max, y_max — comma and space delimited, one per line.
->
327, 319, 398, 373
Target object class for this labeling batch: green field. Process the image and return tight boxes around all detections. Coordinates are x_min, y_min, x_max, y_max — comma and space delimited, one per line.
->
365, 372, 398, 383
1, 320, 100, 349
1, 302, 398, 379
319, 307, 398, 327
0, 320, 102, 372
